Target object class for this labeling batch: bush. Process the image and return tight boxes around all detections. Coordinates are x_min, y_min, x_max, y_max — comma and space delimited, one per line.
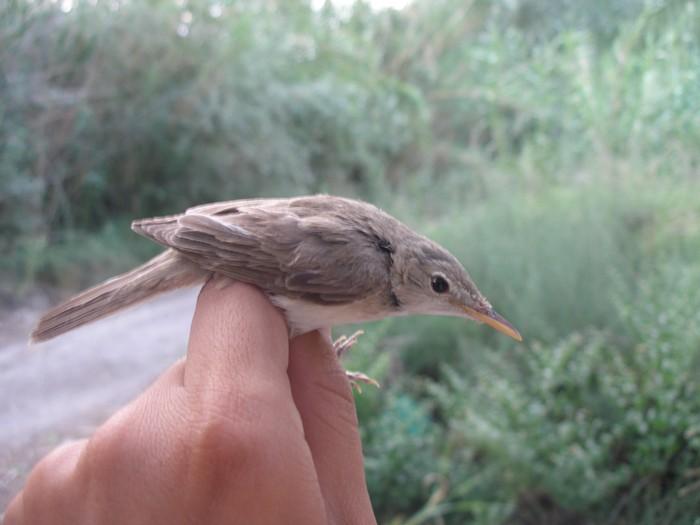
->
378, 178, 700, 378
429, 263, 700, 523
6, 0, 700, 291
362, 390, 442, 522
0, 0, 422, 278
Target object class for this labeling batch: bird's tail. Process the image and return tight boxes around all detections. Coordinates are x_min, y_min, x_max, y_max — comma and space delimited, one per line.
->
30, 250, 206, 343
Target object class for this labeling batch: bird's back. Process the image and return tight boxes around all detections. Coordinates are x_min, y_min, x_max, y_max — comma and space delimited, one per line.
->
132, 195, 405, 306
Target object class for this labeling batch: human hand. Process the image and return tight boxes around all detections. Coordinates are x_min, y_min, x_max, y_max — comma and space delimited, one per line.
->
4, 278, 376, 524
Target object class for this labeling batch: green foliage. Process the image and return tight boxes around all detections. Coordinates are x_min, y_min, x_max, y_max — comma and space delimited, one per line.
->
362, 0, 700, 196
363, 390, 442, 521
0, 0, 421, 276
377, 179, 694, 379
358, 178, 700, 523
5, 0, 700, 288
429, 263, 700, 523
5, 0, 700, 523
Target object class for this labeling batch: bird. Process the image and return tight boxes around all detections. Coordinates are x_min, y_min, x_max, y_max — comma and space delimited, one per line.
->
31, 195, 521, 383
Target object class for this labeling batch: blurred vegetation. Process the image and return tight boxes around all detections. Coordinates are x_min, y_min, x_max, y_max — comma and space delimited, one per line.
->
3, 0, 700, 522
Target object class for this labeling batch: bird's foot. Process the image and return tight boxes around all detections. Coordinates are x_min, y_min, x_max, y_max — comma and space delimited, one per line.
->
332, 330, 380, 392
332, 329, 364, 358
345, 371, 380, 393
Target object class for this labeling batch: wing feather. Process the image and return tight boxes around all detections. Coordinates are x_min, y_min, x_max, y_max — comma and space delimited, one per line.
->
131, 197, 390, 304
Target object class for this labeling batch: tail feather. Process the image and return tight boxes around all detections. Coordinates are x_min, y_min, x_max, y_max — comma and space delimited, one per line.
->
31, 250, 206, 343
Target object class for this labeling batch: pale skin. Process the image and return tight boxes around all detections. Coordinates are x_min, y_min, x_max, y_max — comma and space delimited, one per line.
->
4, 279, 377, 524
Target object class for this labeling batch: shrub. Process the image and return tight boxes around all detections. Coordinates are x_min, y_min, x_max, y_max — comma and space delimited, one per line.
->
0, 0, 422, 264
379, 179, 689, 378
429, 263, 700, 523
362, 390, 442, 522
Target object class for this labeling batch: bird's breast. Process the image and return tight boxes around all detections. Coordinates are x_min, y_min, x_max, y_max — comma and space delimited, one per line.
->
269, 294, 389, 337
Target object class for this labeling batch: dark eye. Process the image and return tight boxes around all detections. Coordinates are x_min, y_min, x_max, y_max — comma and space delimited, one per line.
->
431, 274, 450, 294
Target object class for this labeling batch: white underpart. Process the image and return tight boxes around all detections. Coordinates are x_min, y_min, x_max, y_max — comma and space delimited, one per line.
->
269, 294, 392, 337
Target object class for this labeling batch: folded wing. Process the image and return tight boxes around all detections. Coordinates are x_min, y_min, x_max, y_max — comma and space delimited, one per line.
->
132, 197, 388, 305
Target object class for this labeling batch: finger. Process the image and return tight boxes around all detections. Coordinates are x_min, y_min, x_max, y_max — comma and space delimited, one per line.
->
288, 330, 377, 524
20, 440, 87, 525
3, 491, 24, 525
181, 278, 329, 523
184, 277, 290, 395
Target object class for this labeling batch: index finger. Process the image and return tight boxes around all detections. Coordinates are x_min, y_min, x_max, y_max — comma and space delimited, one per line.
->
184, 276, 290, 395
180, 277, 330, 522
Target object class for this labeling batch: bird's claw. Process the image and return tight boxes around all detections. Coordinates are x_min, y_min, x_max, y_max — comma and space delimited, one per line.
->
332, 329, 364, 358
345, 371, 381, 393
332, 330, 380, 392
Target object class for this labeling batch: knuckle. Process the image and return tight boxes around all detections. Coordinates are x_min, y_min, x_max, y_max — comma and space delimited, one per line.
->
186, 405, 274, 488
187, 383, 282, 462
83, 407, 141, 479
22, 441, 81, 521
181, 409, 283, 511
191, 410, 264, 466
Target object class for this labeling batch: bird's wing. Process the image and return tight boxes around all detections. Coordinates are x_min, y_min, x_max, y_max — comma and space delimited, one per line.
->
131, 198, 389, 304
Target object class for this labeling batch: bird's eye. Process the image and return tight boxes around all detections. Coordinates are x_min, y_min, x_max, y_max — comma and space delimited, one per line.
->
431, 274, 450, 294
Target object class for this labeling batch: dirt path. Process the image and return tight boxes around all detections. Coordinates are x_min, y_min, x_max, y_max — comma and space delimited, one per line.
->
0, 288, 199, 513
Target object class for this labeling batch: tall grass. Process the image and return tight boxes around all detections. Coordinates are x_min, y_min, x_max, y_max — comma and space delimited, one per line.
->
346, 174, 700, 522
4, 1, 700, 292
374, 174, 700, 373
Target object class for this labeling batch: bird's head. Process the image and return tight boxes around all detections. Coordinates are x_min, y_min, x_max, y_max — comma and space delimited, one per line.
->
392, 238, 522, 341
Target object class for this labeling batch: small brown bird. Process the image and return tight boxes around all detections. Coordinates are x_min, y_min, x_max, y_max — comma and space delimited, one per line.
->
31, 195, 521, 353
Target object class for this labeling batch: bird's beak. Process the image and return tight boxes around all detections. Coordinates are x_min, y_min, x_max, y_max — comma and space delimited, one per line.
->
460, 305, 522, 342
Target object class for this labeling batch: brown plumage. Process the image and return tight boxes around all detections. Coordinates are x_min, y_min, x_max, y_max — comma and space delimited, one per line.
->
31, 195, 521, 343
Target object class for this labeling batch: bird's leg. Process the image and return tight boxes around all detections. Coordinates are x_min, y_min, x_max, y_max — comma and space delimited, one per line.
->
344, 371, 380, 393
332, 330, 380, 392
332, 329, 364, 358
